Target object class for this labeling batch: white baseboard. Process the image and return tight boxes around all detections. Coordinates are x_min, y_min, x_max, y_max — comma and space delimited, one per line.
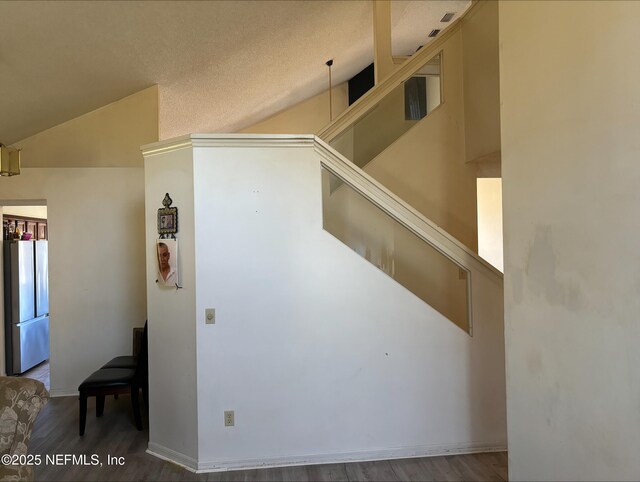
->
147, 440, 505, 473
147, 443, 198, 472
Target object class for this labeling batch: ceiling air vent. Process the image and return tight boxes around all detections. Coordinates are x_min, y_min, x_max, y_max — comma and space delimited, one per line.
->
440, 12, 455, 23
428, 29, 441, 38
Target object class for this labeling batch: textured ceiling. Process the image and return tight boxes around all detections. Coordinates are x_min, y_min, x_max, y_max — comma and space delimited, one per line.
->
0, 0, 470, 145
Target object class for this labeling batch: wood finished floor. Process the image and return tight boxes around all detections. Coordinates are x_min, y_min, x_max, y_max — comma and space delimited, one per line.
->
19, 360, 50, 391
29, 395, 507, 481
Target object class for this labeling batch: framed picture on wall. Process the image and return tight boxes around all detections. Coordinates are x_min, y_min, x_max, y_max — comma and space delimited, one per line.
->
157, 208, 177, 235
156, 239, 178, 287
157, 193, 178, 236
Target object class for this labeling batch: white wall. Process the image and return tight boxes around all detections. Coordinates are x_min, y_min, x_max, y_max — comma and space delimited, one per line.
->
500, 1, 640, 480
143, 135, 506, 471
144, 142, 199, 465
0, 168, 146, 395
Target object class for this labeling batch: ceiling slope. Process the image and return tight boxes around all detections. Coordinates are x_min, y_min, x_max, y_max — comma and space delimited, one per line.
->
0, 0, 469, 144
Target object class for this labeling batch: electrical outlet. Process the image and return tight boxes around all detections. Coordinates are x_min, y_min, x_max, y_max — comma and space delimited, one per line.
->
205, 308, 215, 324
224, 410, 234, 427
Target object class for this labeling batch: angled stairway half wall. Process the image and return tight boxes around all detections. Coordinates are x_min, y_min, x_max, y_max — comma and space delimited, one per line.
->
142, 134, 505, 472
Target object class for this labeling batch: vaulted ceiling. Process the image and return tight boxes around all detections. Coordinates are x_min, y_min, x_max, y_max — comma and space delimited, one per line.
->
0, 0, 469, 145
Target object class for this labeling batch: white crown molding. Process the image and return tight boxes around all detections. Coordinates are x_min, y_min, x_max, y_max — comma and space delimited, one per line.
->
141, 134, 316, 157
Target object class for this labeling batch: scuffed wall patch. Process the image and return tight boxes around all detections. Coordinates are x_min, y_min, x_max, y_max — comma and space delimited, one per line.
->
525, 226, 582, 311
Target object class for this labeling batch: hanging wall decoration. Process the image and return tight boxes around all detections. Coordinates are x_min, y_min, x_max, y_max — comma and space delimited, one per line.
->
156, 193, 181, 289
157, 193, 178, 238
156, 238, 179, 287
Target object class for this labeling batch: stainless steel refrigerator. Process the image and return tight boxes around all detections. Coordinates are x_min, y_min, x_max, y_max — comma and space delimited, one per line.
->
3, 240, 50, 375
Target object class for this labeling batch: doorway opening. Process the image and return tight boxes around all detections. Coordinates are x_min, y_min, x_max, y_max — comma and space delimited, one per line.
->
1, 202, 50, 391
477, 178, 503, 272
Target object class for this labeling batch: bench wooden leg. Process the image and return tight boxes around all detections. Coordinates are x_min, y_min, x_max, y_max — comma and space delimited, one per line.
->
96, 395, 105, 417
143, 382, 149, 412
131, 386, 142, 431
79, 393, 88, 436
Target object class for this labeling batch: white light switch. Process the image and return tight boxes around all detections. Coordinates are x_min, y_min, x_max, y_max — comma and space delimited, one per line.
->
205, 308, 215, 324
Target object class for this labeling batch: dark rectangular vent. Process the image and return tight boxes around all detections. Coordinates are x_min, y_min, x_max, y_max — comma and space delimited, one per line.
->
440, 12, 455, 22
428, 29, 441, 38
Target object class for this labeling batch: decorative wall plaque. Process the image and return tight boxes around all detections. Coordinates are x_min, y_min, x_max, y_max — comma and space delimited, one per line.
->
157, 193, 178, 238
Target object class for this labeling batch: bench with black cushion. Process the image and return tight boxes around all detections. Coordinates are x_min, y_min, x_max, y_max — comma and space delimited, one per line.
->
101, 356, 137, 369
78, 323, 148, 436
78, 368, 141, 436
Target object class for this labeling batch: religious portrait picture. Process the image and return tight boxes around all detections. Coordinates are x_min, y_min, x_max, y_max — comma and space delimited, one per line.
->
156, 239, 178, 287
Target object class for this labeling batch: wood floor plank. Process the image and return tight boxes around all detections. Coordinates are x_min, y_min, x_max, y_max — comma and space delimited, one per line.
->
19, 360, 50, 390
455, 454, 502, 481
305, 462, 349, 482
388, 457, 436, 481
420, 455, 464, 481
279, 464, 310, 482
254, 467, 292, 482
208, 468, 259, 482
445, 455, 478, 481
344, 460, 400, 482
481, 452, 508, 481
28, 396, 508, 481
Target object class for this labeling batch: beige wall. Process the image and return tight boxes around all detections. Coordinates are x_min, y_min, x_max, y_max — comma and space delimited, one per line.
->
15, 86, 158, 168
351, 80, 419, 169
323, 171, 470, 332
500, 1, 640, 479
0, 168, 146, 394
322, 2, 502, 284
247, 3, 500, 257
364, 26, 478, 251
0, 86, 157, 392
344, 1, 500, 253
241, 83, 349, 135
462, 1, 500, 165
